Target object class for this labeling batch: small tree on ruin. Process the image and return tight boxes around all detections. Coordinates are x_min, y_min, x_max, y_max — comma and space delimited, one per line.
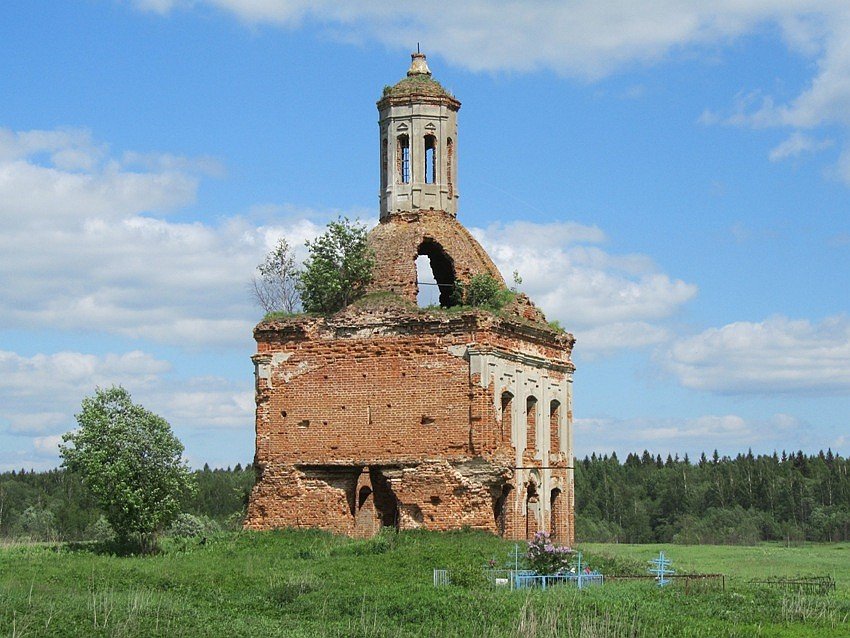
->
252, 237, 300, 314
60, 386, 195, 553
297, 217, 374, 314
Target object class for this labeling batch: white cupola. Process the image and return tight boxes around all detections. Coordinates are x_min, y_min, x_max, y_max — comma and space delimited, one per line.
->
376, 52, 460, 220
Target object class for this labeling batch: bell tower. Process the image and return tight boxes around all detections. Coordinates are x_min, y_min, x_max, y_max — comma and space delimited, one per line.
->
377, 52, 460, 220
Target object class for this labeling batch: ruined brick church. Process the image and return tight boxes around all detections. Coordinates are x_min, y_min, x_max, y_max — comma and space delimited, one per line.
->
245, 53, 576, 543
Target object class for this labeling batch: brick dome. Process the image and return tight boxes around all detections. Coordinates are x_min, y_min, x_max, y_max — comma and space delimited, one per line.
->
367, 210, 504, 307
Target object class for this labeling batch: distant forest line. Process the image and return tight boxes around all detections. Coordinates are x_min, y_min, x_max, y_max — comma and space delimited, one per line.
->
576, 449, 850, 544
1, 450, 848, 544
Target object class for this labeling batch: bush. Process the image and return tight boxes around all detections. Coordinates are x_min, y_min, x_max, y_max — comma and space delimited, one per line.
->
526, 530, 573, 574
456, 274, 513, 309
15, 505, 57, 541
87, 515, 116, 543
449, 563, 489, 589
252, 237, 299, 314
269, 573, 319, 604
168, 513, 220, 538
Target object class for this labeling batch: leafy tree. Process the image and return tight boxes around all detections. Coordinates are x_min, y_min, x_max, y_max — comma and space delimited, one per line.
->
297, 217, 374, 313
60, 386, 195, 552
252, 237, 300, 314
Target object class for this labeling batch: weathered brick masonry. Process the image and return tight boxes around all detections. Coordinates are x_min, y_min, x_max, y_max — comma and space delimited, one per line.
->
245, 53, 577, 543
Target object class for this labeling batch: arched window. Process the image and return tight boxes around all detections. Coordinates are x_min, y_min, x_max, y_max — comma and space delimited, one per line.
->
381, 138, 388, 189
424, 135, 436, 184
446, 137, 454, 198
397, 134, 410, 184
550, 488, 562, 539
550, 400, 561, 454
526, 481, 540, 539
526, 396, 537, 453
500, 391, 514, 443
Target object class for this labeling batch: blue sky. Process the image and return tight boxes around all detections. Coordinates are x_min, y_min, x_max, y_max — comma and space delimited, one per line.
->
2, 1, 849, 470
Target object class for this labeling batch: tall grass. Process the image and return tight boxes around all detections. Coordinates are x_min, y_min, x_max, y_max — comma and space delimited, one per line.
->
1, 531, 848, 637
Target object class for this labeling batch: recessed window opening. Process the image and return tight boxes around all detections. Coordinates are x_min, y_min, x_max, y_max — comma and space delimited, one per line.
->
424, 135, 436, 184
526, 396, 537, 452
397, 134, 410, 184
381, 138, 388, 189
550, 487, 562, 538
550, 400, 561, 453
526, 481, 540, 538
416, 240, 457, 308
500, 391, 514, 443
446, 138, 454, 198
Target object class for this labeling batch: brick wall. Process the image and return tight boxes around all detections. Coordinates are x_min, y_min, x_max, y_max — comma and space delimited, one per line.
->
245, 306, 576, 546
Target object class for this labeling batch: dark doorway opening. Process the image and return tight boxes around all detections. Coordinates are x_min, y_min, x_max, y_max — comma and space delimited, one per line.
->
494, 484, 513, 537
369, 468, 399, 529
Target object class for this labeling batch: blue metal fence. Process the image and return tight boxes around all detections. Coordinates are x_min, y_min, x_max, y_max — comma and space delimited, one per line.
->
512, 571, 604, 590
433, 568, 603, 590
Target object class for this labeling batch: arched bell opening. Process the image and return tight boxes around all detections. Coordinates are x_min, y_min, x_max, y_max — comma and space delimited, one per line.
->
424, 134, 437, 184
415, 239, 457, 308
397, 134, 410, 184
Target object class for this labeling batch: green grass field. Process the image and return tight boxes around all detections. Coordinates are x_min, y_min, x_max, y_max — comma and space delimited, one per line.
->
1, 531, 848, 637
582, 542, 850, 589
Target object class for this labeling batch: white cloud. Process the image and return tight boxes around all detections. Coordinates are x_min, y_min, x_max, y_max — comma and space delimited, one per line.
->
132, 2, 841, 79
160, 381, 255, 430
130, 2, 850, 185
691, 9, 850, 180
33, 435, 64, 456
663, 314, 850, 394
472, 221, 697, 354
0, 347, 255, 469
575, 412, 804, 457
769, 132, 834, 161
0, 350, 170, 433
0, 127, 334, 348
575, 322, 671, 356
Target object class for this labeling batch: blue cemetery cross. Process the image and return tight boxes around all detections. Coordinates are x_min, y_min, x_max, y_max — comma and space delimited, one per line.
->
511, 543, 522, 572
648, 551, 675, 587
570, 551, 585, 589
